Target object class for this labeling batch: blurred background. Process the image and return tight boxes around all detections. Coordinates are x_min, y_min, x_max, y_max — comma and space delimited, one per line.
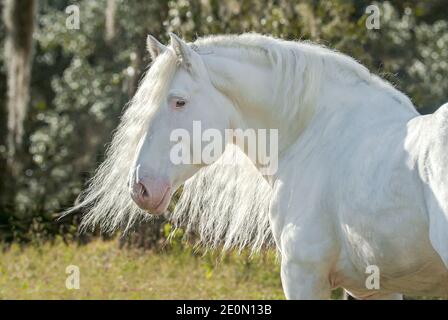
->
0, 0, 447, 299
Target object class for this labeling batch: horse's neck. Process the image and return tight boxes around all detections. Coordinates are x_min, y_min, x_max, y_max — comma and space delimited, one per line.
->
317, 74, 418, 125
203, 54, 294, 152
203, 50, 418, 157
204, 55, 273, 117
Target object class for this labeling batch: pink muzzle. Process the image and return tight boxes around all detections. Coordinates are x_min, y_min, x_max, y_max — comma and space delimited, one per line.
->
130, 175, 171, 215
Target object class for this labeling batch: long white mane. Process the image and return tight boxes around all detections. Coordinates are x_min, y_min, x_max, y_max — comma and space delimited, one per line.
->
70, 33, 415, 252
70, 52, 178, 232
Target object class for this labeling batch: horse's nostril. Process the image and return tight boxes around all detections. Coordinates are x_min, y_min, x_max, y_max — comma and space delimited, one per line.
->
130, 177, 171, 214
138, 182, 148, 198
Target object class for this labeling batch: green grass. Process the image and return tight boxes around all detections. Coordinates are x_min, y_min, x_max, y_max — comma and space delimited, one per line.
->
3, 239, 441, 300
0, 239, 287, 299
1, 238, 445, 300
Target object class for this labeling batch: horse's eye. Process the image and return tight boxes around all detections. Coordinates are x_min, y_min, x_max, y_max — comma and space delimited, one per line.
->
176, 99, 186, 108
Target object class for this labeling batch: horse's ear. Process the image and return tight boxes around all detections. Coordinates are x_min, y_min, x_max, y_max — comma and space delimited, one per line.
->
146, 35, 166, 60
169, 32, 193, 69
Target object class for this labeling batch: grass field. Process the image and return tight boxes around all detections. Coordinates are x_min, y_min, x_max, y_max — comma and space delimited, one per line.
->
0, 239, 289, 299
1, 239, 443, 300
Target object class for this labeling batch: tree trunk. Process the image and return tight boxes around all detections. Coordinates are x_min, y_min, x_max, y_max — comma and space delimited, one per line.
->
1, 0, 37, 222
105, 0, 116, 43
3, 0, 36, 171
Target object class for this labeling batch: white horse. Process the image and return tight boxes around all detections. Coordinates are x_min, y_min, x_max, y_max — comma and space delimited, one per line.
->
74, 33, 448, 299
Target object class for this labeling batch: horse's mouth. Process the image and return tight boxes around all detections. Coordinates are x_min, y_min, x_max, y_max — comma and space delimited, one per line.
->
148, 187, 171, 215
